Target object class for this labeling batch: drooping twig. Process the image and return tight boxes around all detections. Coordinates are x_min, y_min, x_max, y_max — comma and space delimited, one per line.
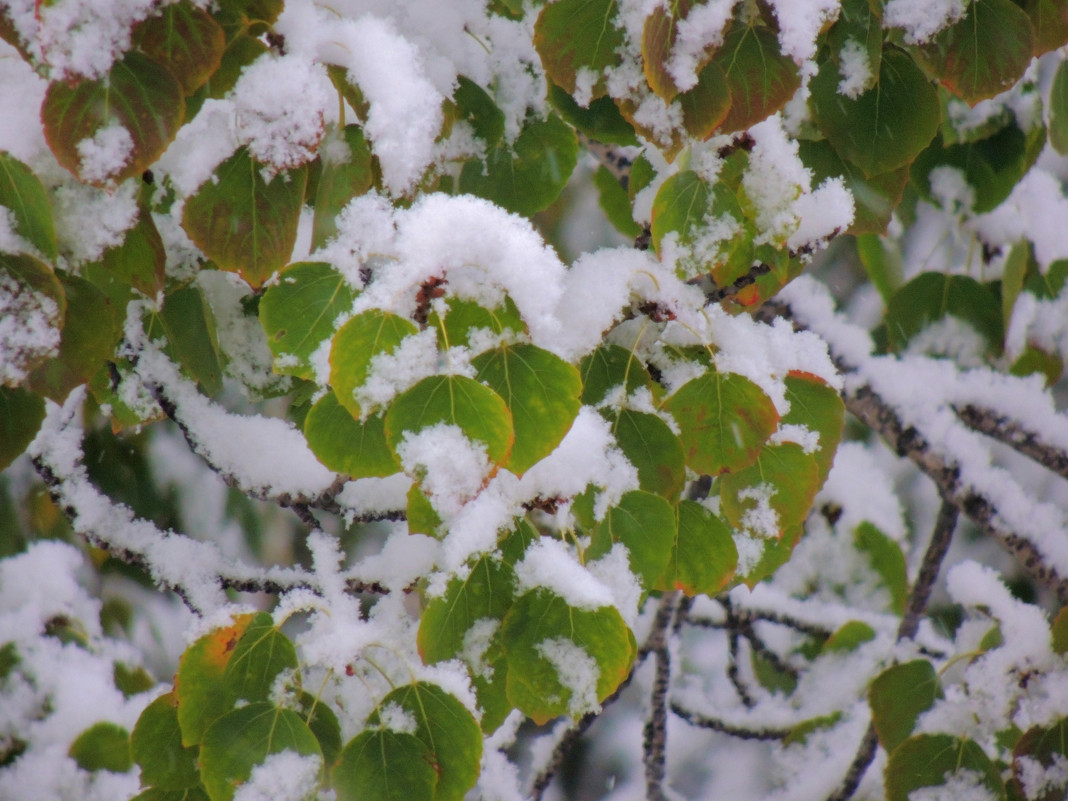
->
827, 496, 959, 801
667, 702, 791, 741
688, 609, 833, 640
644, 591, 681, 801
722, 597, 757, 708
955, 404, 1068, 482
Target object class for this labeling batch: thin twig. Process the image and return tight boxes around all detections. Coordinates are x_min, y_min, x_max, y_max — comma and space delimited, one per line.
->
955, 404, 1068, 482
722, 596, 756, 708
826, 725, 879, 801
668, 702, 791, 741
644, 592, 681, 801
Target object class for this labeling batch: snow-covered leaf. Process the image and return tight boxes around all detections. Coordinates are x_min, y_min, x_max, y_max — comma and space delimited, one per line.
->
0, 153, 57, 260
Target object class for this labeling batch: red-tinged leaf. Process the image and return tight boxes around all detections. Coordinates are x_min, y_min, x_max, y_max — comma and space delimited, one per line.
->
0, 252, 65, 387
311, 125, 374, 250
1021, 0, 1068, 56
810, 46, 940, 177
534, 0, 623, 100
663, 368, 779, 475
710, 24, 800, 135
919, 0, 1033, 106
181, 147, 307, 288
27, 274, 120, 402
719, 443, 822, 537
222, 612, 298, 705
133, 0, 226, 95
42, 51, 185, 185
657, 499, 737, 595
642, 1, 697, 101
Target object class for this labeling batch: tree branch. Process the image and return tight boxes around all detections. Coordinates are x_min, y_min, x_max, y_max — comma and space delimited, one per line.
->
668, 702, 791, 741
644, 591, 680, 801
954, 403, 1068, 482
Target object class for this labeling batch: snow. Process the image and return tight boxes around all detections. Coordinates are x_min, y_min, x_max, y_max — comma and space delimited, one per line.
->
232, 751, 323, 801
52, 179, 139, 265
75, 122, 133, 184
396, 424, 492, 519
0, 267, 61, 386
906, 769, 997, 801
766, 0, 842, 64
665, 1, 735, 92
536, 638, 601, 717
514, 538, 615, 611
836, 38, 873, 99
883, 0, 966, 44
1017, 753, 1068, 801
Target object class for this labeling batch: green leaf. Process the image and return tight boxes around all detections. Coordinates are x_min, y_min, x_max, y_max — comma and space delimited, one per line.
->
199, 703, 321, 801
222, 612, 298, 705
260, 261, 356, 381
132, 693, 201, 790
0, 152, 57, 259
605, 409, 686, 500
472, 344, 581, 475
869, 660, 941, 753
83, 203, 167, 306
0, 252, 65, 387
588, 490, 675, 589
650, 171, 709, 254
579, 344, 653, 407
533, 0, 623, 100
453, 77, 506, 149
131, 788, 210, 801
884, 272, 1003, 354
133, 1, 226, 95
298, 692, 342, 770
0, 386, 44, 471
69, 722, 132, 773
720, 443, 822, 537
1052, 606, 1068, 656
657, 499, 737, 595
710, 24, 800, 135
594, 165, 642, 238
175, 614, 255, 746
854, 522, 908, 616
27, 274, 120, 403
1012, 719, 1068, 801
181, 147, 308, 288
459, 114, 578, 217
910, 122, 1044, 214
810, 46, 940, 177
329, 310, 418, 418
500, 590, 635, 724
855, 234, 903, 303
825, 0, 882, 98
781, 372, 844, 484
42, 51, 185, 185
642, 1, 690, 101
333, 730, 436, 801
663, 368, 779, 475
311, 126, 374, 250
188, 33, 267, 117
823, 621, 875, 653
798, 139, 909, 235
885, 734, 1005, 801
430, 296, 525, 352
547, 83, 638, 147
148, 284, 223, 396
919, 0, 1033, 106
304, 393, 399, 478
372, 683, 482, 801
406, 484, 444, 537
1050, 60, 1068, 157
384, 375, 514, 469
678, 60, 732, 140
